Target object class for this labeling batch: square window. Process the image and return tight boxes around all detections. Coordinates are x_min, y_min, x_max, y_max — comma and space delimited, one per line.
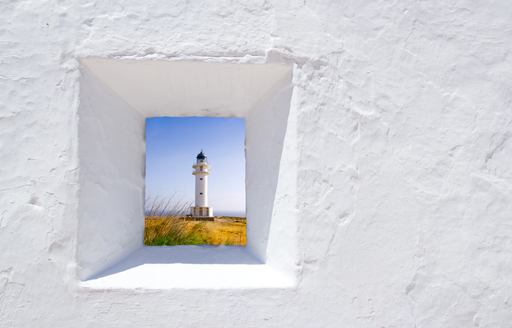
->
77, 59, 297, 289
144, 117, 246, 246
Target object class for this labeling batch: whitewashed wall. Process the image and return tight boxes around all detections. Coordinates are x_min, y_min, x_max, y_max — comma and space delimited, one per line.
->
1, 1, 512, 327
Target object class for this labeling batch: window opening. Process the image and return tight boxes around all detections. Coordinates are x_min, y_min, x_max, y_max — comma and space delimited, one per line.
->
144, 117, 246, 246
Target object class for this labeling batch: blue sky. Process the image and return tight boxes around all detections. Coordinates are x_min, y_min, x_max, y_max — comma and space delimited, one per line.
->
145, 117, 245, 216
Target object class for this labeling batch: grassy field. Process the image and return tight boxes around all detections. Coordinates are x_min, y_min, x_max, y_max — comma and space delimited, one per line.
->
144, 216, 246, 246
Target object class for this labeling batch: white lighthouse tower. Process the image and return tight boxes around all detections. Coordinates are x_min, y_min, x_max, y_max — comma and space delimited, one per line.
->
190, 150, 214, 219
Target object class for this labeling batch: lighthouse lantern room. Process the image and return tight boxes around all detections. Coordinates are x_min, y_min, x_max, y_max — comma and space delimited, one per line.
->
190, 151, 214, 219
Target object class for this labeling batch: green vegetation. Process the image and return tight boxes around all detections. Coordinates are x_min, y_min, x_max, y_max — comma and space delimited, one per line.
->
144, 197, 246, 246
144, 216, 246, 246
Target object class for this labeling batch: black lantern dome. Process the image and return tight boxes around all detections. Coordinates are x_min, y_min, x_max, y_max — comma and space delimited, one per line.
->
196, 150, 206, 160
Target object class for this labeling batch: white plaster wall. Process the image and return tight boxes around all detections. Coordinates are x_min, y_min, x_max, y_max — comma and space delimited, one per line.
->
246, 78, 295, 264
1, 1, 512, 328
77, 65, 145, 280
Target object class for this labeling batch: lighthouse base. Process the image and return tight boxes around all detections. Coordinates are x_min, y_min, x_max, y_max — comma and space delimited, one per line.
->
190, 206, 214, 219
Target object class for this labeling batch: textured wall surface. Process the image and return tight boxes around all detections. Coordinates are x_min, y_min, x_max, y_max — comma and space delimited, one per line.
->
1, 1, 512, 327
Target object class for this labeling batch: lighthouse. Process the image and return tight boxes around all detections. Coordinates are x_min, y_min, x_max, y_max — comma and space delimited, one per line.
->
190, 150, 214, 218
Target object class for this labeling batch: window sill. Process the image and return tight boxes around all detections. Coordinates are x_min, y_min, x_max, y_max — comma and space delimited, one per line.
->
79, 246, 296, 290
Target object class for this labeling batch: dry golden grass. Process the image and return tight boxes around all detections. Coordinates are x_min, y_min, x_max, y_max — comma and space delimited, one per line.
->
144, 216, 246, 246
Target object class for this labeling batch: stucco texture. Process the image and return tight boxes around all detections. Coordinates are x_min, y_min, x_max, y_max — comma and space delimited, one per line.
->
1, 1, 512, 327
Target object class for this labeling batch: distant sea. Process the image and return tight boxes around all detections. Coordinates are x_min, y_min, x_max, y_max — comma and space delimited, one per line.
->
145, 209, 246, 217
214, 210, 246, 217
